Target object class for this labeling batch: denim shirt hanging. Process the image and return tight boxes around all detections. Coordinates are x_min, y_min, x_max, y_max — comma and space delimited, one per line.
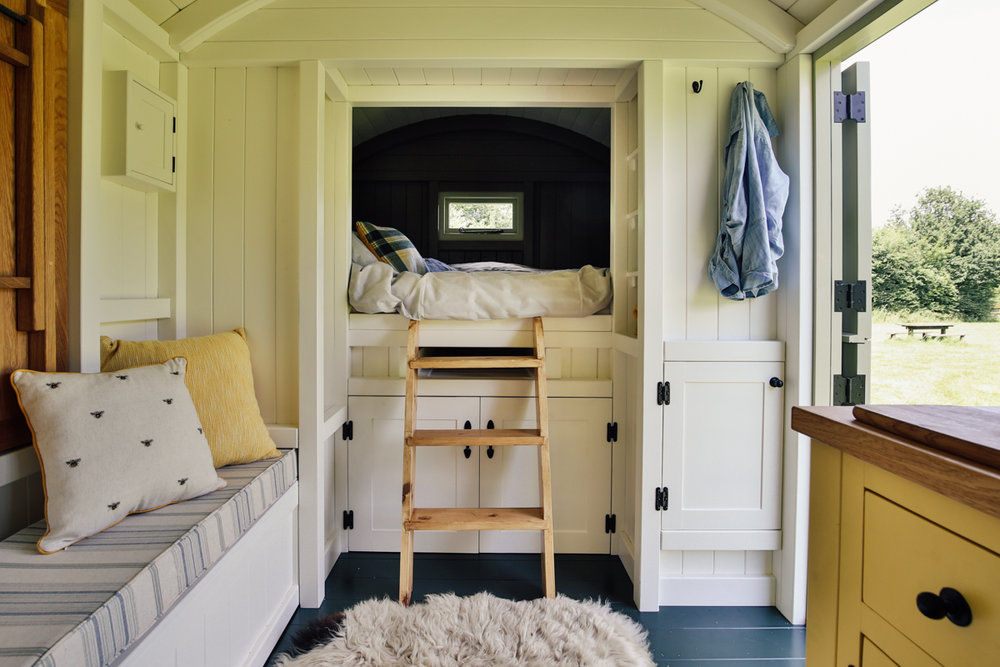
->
708, 82, 789, 300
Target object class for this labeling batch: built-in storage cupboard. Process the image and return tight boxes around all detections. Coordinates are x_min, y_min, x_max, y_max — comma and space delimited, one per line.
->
344, 317, 614, 555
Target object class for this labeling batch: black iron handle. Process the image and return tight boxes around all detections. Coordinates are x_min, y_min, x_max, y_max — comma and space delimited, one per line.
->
916, 587, 972, 627
486, 420, 495, 459
769, 377, 784, 388
464, 420, 472, 459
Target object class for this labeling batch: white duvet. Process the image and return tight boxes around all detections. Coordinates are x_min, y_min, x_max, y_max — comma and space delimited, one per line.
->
349, 261, 612, 320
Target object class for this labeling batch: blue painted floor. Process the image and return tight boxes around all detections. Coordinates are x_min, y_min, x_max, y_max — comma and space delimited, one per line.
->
268, 552, 805, 666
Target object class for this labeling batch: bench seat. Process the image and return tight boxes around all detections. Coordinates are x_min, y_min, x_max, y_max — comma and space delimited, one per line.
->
0, 450, 297, 667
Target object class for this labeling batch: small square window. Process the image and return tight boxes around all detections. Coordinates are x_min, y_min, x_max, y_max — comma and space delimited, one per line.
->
438, 192, 523, 241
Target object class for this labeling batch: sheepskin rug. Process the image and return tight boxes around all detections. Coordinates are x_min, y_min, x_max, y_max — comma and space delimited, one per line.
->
276, 592, 655, 666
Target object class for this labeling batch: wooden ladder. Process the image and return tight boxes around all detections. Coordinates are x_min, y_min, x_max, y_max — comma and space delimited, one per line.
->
399, 317, 555, 605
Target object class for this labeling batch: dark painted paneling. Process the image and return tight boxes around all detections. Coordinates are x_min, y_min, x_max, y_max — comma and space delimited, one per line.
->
353, 114, 609, 269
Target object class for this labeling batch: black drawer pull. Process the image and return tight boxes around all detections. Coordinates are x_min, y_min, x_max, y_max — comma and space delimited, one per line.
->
486, 420, 495, 458
464, 421, 472, 459
916, 587, 972, 627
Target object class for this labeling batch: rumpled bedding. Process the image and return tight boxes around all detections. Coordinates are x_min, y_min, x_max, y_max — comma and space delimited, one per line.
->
349, 261, 612, 320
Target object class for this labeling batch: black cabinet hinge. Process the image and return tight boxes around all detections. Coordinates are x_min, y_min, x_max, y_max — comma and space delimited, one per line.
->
343, 510, 354, 530
605, 513, 616, 534
171, 156, 176, 173
833, 375, 867, 406
834, 91, 866, 123
606, 422, 618, 443
172, 116, 176, 133
342, 420, 354, 440
656, 381, 670, 406
655, 487, 668, 511
834, 280, 867, 312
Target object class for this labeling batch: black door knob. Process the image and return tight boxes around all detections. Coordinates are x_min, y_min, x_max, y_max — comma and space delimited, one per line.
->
916, 587, 973, 627
463, 421, 472, 458
769, 377, 784, 388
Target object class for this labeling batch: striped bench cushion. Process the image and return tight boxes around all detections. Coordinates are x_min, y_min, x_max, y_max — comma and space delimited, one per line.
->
0, 450, 297, 667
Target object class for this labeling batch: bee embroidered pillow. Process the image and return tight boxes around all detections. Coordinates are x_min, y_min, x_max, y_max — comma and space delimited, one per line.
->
11, 358, 226, 554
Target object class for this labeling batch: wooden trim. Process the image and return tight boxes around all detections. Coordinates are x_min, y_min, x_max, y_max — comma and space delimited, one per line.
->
690, 0, 803, 54
0, 42, 28, 66
0, 277, 31, 289
792, 406, 1000, 521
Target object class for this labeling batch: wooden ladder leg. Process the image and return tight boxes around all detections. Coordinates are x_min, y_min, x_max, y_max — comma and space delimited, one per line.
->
533, 317, 556, 598
400, 320, 420, 605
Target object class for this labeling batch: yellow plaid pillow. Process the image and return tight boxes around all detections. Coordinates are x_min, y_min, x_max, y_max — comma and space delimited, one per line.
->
100, 329, 279, 468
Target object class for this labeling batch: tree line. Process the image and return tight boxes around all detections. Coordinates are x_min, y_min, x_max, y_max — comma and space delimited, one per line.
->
872, 187, 1000, 320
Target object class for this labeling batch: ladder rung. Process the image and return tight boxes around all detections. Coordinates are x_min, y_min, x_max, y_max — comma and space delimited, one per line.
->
408, 428, 544, 446
410, 356, 542, 370
405, 507, 547, 531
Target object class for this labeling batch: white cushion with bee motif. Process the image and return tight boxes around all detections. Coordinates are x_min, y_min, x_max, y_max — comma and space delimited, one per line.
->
10, 358, 226, 553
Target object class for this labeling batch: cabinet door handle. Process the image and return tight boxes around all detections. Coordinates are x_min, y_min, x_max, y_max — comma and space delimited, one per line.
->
486, 420, 495, 458
916, 587, 973, 627
464, 421, 472, 459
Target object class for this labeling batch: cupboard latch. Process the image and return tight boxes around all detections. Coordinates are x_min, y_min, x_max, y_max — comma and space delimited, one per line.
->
606, 422, 618, 443
655, 487, 668, 511
342, 420, 353, 440
656, 381, 670, 406
605, 514, 617, 534
343, 510, 354, 530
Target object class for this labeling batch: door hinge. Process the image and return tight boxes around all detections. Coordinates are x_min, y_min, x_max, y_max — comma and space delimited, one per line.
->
343, 510, 354, 530
606, 422, 618, 443
656, 381, 670, 406
834, 280, 867, 312
172, 116, 176, 133
342, 420, 354, 440
834, 91, 866, 123
171, 156, 176, 173
833, 375, 867, 406
655, 487, 668, 511
605, 513, 616, 534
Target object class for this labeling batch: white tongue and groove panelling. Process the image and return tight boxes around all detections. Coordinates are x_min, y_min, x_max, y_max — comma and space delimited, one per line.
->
338, 67, 631, 88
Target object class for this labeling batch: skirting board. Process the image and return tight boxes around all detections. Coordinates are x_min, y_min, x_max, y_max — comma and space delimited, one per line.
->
659, 575, 775, 606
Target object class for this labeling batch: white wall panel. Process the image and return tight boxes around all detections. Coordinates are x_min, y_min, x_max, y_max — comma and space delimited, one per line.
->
187, 68, 215, 336
211, 68, 247, 333
244, 68, 279, 424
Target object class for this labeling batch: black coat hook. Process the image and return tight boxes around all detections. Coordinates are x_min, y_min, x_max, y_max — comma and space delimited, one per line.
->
692, 80, 703, 94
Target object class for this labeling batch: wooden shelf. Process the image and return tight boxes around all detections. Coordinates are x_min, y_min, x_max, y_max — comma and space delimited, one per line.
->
408, 428, 544, 447
411, 355, 542, 370
405, 507, 547, 531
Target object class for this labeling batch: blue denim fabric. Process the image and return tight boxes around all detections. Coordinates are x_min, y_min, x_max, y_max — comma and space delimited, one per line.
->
708, 82, 789, 300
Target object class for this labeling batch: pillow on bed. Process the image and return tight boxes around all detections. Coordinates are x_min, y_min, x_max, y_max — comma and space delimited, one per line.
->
11, 358, 226, 553
355, 221, 426, 274
100, 329, 280, 468
352, 232, 381, 267
424, 257, 457, 272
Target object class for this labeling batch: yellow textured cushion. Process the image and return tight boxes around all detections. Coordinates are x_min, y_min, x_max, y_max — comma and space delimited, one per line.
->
100, 329, 280, 467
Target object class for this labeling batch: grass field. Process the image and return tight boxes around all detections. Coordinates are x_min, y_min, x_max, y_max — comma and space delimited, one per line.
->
871, 321, 1000, 405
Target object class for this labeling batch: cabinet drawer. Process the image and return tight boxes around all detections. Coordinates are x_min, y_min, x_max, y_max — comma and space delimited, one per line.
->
863, 492, 1000, 664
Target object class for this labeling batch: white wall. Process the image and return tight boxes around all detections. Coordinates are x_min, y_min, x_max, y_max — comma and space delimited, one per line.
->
186, 66, 300, 427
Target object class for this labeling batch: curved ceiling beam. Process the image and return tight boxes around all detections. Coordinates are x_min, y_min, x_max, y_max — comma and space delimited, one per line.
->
690, 0, 804, 54
163, 0, 276, 54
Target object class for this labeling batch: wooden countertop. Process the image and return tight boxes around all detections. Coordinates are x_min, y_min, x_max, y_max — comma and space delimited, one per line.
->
792, 406, 1000, 521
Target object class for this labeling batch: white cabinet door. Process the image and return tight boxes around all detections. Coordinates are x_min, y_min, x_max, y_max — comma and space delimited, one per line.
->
479, 397, 612, 554
660, 361, 783, 532
347, 395, 479, 552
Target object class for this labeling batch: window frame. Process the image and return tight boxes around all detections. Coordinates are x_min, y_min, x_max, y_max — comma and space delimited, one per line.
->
437, 191, 524, 242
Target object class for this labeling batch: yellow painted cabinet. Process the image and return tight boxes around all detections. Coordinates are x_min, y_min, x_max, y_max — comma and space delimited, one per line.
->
808, 444, 1000, 666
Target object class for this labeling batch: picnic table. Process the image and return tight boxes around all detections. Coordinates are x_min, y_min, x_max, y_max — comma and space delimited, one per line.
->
889, 323, 964, 340
899, 323, 954, 335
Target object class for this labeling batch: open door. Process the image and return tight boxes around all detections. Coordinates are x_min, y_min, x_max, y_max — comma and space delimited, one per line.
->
815, 61, 872, 407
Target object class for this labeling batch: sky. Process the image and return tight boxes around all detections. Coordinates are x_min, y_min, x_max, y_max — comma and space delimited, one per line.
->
845, 0, 1000, 227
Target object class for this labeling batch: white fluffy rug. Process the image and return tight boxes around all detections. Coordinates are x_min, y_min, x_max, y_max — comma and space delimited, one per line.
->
276, 592, 655, 666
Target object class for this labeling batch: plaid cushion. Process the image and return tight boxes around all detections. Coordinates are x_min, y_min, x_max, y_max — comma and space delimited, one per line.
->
355, 221, 426, 274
